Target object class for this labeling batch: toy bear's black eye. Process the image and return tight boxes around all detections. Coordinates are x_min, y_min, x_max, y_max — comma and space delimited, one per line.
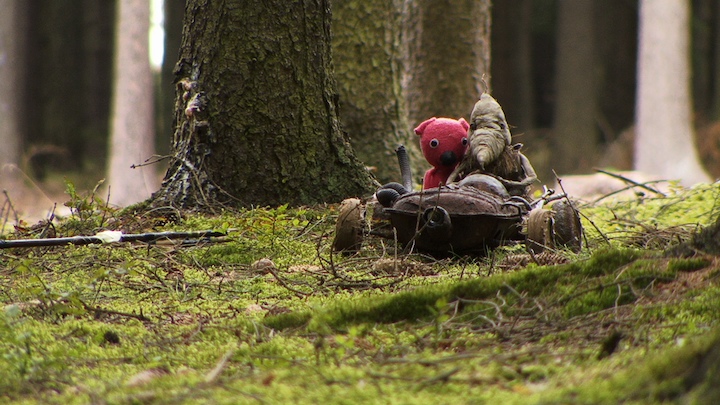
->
462, 137, 468, 146
430, 139, 439, 148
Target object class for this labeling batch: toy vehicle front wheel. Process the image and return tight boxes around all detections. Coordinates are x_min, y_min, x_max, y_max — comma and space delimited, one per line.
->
332, 198, 365, 253
526, 200, 582, 254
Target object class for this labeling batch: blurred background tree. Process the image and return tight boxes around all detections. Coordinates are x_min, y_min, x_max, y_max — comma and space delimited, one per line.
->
635, 0, 710, 185
106, 0, 159, 206
22, 0, 115, 179
0, 0, 25, 191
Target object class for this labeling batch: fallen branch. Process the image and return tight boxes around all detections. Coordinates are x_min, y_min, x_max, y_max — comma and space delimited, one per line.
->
80, 300, 152, 322
594, 168, 667, 197
264, 264, 311, 297
0, 230, 227, 249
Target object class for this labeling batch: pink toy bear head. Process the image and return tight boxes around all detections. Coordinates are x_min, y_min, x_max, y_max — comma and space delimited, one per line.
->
414, 117, 470, 189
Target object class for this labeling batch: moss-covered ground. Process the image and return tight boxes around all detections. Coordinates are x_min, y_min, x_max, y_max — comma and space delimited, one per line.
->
1, 182, 720, 404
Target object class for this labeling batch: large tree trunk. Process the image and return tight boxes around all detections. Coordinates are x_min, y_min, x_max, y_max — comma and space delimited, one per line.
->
107, 0, 158, 206
402, 0, 492, 125
635, 0, 710, 185
332, 0, 422, 185
552, 0, 598, 175
151, 0, 376, 209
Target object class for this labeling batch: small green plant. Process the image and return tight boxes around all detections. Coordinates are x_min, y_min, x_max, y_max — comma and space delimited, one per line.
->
62, 179, 115, 234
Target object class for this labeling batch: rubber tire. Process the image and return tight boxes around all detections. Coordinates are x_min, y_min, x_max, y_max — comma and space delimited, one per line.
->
551, 200, 582, 252
526, 207, 553, 254
332, 198, 365, 253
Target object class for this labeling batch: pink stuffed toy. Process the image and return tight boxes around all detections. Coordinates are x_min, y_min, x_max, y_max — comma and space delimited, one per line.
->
415, 117, 470, 189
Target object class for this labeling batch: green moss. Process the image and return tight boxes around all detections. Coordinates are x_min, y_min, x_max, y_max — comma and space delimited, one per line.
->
575, 247, 644, 277
539, 329, 720, 404
667, 257, 711, 272
263, 311, 313, 330
264, 248, 647, 332
3, 184, 720, 403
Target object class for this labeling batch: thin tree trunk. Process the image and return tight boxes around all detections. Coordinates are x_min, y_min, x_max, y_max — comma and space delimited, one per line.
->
0, 0, 25, 185
635, 0, 710, 185
107, 0, 158, 206
151, 0, 375, 209
593, 0, 637, 139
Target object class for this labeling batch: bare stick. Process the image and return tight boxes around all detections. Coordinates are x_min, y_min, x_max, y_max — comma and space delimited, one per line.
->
265, 265, 310, 297
0, 230, 227, 249
594, 168, 666, 197
591, 180, 668, 204
80, 300, 151, 322
2, 190, 19, 231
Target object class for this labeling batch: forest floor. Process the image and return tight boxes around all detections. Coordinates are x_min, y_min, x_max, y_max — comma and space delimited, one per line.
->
1, 178, 720, 404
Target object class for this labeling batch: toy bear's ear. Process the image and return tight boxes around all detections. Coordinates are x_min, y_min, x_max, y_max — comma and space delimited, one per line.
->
459, 118, 470, 131
414, 117, 437, 136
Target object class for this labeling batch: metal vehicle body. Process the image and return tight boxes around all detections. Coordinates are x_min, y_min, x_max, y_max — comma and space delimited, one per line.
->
382, 175, 530, 254
333, 143, 582, 256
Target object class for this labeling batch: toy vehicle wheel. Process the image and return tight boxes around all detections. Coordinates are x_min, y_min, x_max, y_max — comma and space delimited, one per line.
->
526, 207, 553, 254
526, 200, 582, 254
551, 200, 582, 252
332, 198, 365, 253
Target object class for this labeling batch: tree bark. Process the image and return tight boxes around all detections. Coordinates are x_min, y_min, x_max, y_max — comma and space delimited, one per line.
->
332, 0, 422, 185
107, 0, 158, 206
151, 0, 376, 209
635, 0, 710, 185
402, 0, 492, 125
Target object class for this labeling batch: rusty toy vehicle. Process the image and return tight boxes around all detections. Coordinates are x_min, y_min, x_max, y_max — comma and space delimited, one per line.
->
333, 150, 583, 256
